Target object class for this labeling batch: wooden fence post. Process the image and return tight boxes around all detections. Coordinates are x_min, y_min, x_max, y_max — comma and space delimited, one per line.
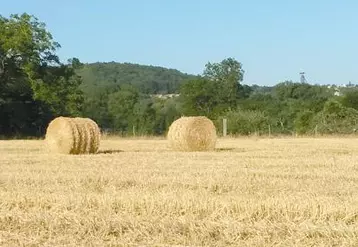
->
223, 118, 227, 137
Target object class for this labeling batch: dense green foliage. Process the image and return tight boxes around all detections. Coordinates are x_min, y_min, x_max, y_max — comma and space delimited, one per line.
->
0, 13, 83, 137
2, 13, 358, 138
77, 62, 195, 95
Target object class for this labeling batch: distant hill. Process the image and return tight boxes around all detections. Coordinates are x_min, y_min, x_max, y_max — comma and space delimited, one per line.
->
76, 62, 196, 95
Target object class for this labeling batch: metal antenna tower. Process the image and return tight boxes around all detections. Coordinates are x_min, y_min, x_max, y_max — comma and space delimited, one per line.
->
300, 72, 307, 83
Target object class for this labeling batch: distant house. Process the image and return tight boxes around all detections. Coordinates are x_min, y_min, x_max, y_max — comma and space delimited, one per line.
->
151, 94, 180, 99
334, 90, 341, 96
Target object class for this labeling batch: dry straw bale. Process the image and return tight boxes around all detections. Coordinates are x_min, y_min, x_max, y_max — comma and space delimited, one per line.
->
167, 116, 217, 151
75, 117, 101, 153
45, 116, 101, 154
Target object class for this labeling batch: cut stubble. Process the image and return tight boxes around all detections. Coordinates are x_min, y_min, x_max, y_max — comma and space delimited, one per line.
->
1, 137, 358, 246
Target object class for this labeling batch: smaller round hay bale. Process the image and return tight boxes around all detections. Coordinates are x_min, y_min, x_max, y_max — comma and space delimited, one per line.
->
167, 116, 217, 151
45, 116, 101, 154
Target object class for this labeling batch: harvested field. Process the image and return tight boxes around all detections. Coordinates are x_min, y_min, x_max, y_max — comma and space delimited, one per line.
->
1, 137, 358, 246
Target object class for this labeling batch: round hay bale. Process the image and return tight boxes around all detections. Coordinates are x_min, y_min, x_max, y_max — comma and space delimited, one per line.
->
167, 116, 217, 151
45, 117, 76, 154
88, 119, 101, 153
73, 117, 87, 154
69, 118, 81, 154
75, 117, 101, 153
45, 116, 101, 154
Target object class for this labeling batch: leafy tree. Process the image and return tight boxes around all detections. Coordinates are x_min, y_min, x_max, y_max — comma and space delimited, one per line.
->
203, 57, 244, 83
107, 84, 139, 133
314, 99, 358, 134
152, 97, 181, 134
31, 60, 84, 116
132, 98, 157, 135
274, 81, 332, 102
294, 110, 315, 134
203, 57, 244, 109
0, 13, 61, 90
0, 13, 84, 136
269, 81, 333, 134
341, 90, 358, 110
179, 77, 220, 118
238, 84, 253, 99
82, 91, 112, 129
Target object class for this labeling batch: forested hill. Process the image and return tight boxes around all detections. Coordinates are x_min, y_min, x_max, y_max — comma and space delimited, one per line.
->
77, 62, 196, 95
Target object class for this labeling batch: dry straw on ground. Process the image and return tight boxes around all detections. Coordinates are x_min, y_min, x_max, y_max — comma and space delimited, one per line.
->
167, 116, 217, 151
2, 138, 358, 246
45, 116, 101, 154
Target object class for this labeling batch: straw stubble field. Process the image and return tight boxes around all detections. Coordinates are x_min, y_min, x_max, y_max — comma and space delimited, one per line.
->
1, 137, 358, 246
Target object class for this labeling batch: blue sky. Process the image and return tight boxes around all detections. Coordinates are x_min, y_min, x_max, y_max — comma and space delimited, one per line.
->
2, 0, 357, 86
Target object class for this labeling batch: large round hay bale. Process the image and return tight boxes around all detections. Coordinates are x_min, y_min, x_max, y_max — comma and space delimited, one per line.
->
167, 116, 217, 151
74, 117, 101, 153
45, 116, 101, 154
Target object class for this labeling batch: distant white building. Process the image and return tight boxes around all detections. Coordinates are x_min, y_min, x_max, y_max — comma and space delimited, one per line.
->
334, 90, 341, 96
151, 94, 180, 99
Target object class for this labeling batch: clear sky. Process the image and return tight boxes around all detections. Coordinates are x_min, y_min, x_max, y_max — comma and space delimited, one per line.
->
2, 0, 357, 86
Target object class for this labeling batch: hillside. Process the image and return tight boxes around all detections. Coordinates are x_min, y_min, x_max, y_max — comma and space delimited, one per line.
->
77, 62, 196, 95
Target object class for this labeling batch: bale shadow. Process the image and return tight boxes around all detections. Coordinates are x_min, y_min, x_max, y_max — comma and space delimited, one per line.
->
98, 149, 124, 154
215, 147, 236, 152
215, 147, 249, 152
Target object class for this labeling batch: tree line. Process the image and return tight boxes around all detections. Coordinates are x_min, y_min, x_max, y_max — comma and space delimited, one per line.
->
2, 13, 358, 138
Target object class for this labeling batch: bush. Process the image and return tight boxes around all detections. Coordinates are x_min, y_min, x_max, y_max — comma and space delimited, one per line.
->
313, 100, 358, 134
218, 109, 270, 135
294, 110, 315, 134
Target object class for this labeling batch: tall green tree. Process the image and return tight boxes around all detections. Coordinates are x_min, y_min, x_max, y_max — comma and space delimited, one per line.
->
31, 59, 84, 116
203, 57, 244, 109
107, 84, 139, 133
179, 77, 220, 118
0, 13, 84, 136
179, 58, 245, 119
152, 97, 181, 134
0, 13, 60, 83
132, 97, 157, 135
